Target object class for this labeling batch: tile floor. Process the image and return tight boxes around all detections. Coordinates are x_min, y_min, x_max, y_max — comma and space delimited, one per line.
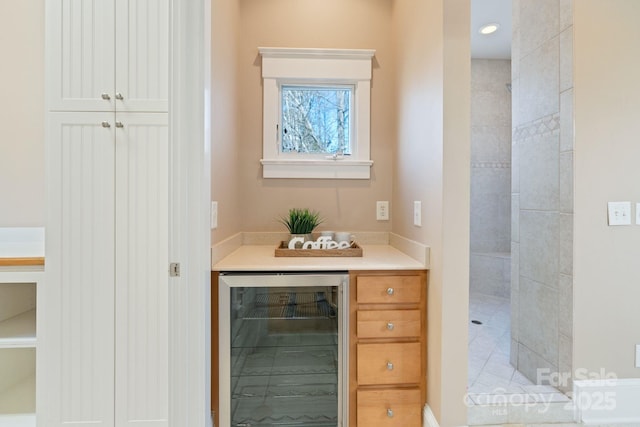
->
467, 292, 572, 425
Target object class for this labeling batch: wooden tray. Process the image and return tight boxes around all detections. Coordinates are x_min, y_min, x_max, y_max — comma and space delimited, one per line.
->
274, 241, 363, 257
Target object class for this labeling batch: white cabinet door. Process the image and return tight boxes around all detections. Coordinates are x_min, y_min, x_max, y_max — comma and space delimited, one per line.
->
114, 113, 169, 426
44, 112, 170, 427
44, 112, 116, 426
115, 0, 170, 112
47, 0, 116, 112
48, 0, 169, 113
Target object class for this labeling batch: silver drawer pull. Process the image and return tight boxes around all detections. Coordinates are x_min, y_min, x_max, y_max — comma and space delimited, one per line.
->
115, 122, 124, 128
115, 92, 124, 100
101, 121, 111, 128
386, 287, 394, 296
387, 408, 394, 418
386, 322, 394, 331
101, 93, 111, 100
386, 361, 394, 371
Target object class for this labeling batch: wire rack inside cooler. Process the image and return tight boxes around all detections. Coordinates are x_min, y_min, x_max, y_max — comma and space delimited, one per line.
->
242, 291, 336, 320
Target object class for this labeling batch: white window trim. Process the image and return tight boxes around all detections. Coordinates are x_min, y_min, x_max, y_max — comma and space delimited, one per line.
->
259, 47, 375, 179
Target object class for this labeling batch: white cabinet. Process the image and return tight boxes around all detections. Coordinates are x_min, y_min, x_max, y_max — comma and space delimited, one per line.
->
43, 112, 169, 427
113, 113, 169, 426
44, 1, 171, 425
47, 0, 169, 112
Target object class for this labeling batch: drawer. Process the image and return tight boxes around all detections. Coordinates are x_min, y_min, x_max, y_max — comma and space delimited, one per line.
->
357, 342, 421, 385
357, 275, 422, 304
357, 388, 422, 426
357, 309, 421, 339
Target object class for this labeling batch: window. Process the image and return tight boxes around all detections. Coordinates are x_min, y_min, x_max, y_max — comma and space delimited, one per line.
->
259, 47, 375, 179
281, 85, 352, 156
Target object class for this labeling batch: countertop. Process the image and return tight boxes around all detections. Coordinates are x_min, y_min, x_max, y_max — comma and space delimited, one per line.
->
0, 228, 45, 267
213, 243, 426, 271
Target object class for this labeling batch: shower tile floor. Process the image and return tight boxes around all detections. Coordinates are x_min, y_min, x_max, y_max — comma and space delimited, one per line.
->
467, 292, 572, 425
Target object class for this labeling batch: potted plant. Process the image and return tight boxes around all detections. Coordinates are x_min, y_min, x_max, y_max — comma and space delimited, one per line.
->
279, 208, 323, 247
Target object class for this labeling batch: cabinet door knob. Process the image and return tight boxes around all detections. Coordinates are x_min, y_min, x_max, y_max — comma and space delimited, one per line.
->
386, 322, 394, 331
386, 287, 394, 296
101, 93, 111, 100
115, 122, 124, 128
101, 121, 111, 128
115, 92, 124, 100
387, 408, 394, 418
386, 361, 394, 371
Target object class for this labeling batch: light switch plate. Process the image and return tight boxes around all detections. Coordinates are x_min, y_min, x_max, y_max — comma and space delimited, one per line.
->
636, 344, 640, 368
607, 201, 631, 226
636, 203, 640, 225
211, 201, 218, 229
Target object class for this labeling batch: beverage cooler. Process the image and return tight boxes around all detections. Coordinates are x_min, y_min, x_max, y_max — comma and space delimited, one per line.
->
218, 272, 349, 427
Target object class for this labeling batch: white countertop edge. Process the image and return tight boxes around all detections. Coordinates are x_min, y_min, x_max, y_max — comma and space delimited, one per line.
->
0, 228, 45, 258
211, 232, 430, 271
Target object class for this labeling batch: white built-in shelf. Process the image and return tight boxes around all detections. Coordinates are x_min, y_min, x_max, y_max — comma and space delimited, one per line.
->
0, 310, 36, 349
0, 228, 41, 424
0, 372, 35, 418
0, 228, 44, 259
0, 413, 35, 427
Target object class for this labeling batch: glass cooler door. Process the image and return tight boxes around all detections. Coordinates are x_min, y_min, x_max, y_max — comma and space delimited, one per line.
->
219, 273, 348, 427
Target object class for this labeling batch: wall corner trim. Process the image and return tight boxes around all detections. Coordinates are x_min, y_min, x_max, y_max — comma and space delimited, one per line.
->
424, 404, 441, 427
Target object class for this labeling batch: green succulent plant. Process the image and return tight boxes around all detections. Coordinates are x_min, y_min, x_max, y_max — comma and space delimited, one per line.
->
279, 208, 323, 235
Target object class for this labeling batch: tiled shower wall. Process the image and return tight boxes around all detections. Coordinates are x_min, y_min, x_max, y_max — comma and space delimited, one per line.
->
511, 0, 574, 393
470, 59, 512, 299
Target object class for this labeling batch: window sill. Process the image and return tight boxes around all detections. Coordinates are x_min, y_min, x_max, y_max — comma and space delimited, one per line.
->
260, 159, 373, 179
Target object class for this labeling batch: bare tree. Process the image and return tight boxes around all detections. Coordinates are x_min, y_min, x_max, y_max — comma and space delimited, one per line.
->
281, 87, 350, 154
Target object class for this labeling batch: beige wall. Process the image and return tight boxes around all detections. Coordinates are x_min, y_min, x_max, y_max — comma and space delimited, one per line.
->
574, 0, 640, 379
233, 0, 395, 234
0, 1, 45, 226
211, 0, 241, 242
392, 0, 470, 425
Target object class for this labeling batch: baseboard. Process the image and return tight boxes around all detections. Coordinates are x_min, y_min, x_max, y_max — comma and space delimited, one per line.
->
574, 378, 640, 424
423, 404, 440, 427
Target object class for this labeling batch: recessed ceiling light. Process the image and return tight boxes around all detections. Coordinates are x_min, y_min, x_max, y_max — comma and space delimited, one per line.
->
479, 23, 500, 35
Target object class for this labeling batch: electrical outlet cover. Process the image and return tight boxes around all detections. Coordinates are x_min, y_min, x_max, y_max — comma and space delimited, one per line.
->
376, 201, 389, 221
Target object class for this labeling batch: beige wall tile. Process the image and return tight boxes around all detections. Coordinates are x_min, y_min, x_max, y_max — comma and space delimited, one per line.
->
519, 38, 560, 124
560, 28, 574, 92
558, 273, 573, 338
559, 152, 574, 214
519, 133, 560, 211
520, 211, 559, 286
519, 277, 559, 364
520, 0, 560, 58
560, 88, 574, 152
559, 213, 573, 276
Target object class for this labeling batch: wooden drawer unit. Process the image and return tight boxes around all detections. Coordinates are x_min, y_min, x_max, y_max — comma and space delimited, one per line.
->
357, 389, 422, 426
357, 342, 421, 385
350, 270, 427, 427
356, 275, 421, 304
357, 309, 421, 339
